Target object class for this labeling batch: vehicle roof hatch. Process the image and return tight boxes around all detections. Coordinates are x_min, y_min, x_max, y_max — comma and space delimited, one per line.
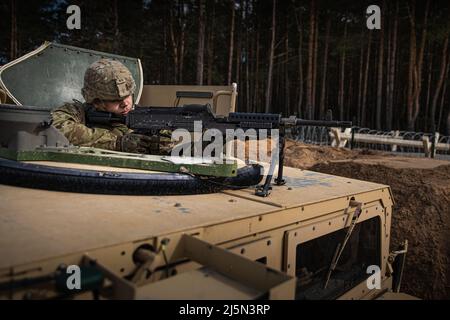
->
0, 41, 143, 109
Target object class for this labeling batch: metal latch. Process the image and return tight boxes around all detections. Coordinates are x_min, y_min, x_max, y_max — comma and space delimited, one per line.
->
387, 240, 408, 293
323, 200, 363, 289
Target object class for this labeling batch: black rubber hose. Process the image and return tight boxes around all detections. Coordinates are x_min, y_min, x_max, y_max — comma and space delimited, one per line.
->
0, 158, 263, 195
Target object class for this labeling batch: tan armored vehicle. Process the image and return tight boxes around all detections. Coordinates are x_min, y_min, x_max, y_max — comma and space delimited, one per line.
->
0, 43, 410, 300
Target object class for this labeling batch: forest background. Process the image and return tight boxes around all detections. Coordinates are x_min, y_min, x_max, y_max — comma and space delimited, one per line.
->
1, 0, 450, 134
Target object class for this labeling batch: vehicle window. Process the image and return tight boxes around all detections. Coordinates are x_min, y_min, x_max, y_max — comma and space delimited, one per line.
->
295, 216, 381, 300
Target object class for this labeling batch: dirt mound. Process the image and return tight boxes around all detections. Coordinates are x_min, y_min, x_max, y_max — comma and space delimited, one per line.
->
283, 140, 381, 169
241, 139, 381, 167
283, 142, 450, 299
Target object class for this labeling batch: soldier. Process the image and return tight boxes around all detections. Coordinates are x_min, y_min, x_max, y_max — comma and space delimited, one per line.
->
52, 58, 173, 154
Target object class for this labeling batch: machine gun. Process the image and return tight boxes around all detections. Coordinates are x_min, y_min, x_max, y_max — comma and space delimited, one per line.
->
86, 104, 352, 197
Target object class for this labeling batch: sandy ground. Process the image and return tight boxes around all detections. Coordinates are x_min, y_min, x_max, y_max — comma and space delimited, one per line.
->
282, 140, 450, 299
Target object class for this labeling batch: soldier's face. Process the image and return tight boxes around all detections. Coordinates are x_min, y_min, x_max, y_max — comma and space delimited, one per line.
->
96, 95, 133, 115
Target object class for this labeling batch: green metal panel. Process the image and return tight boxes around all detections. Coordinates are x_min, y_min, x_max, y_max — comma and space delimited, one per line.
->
0, 42, 143, 109
0, 147, 237, 177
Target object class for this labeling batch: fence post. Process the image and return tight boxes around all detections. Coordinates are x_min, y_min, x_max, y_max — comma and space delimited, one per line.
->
423, 136, 431, 158
330, 128, 340, 148
342, 128, 351, 147
329, 128, 351, 148
391, 130, 400, 152
431, 132, 439, 159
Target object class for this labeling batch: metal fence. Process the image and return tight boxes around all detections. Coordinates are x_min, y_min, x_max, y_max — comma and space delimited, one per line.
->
287, 126, 333, 146
287, 126, 450, 160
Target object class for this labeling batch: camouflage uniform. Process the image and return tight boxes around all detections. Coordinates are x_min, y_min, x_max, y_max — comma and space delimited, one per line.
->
51, 59, 174, 154
52, 101, 173, 154
51, 101, 131, 151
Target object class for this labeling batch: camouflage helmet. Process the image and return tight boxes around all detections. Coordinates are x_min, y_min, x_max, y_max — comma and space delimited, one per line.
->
81, 59, 136, 103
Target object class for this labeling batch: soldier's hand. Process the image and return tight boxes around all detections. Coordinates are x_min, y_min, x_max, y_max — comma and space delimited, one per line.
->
118, 133, 159, 154
157, 135, 175, 155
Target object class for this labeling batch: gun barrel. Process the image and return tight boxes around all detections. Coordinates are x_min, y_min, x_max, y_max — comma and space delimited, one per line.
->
281, 117, 352, 128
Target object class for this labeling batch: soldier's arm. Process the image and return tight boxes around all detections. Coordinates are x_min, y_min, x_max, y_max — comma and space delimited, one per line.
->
51, 105, 123, 150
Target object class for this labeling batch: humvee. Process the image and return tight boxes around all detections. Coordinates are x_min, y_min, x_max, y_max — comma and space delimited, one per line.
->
0, 42, 411, 300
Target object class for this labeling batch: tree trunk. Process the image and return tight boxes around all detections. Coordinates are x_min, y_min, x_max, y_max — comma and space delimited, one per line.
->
196, 0, 206, 85
179, 34, 185, 83
436, 57, 450, 132
236, 35, 241, 105
387, 1, 398, 130
361, 33, 372, 127
227, 0, 235, 85
10, 0, 18, 60
376, 0, 385, 130
168, 0, 187, 84
285, 18, 290, 115
311, 5, 319, 118
406, 1, 417, 130
357, 30, 364, 125
112, 0, 119, 51
407, 0, 430, 130
320, 17, 331, 120
179, 1, 185, 84
169, 2, 179, 83
274, 55, 281, 113
245, 0, 251, 112
254, 31, 260, 112
447, 111, 450, 135
412, 0, 430, 124
265, 0, 276, 113
437, 56, 450, 132
206, 1, 216, 85
385, 13, 391, 130
235, 3, 241, 97
295, 7, 304, 116
424, 47, 433, 132
162, 22, 168, 84
347, 63, 354, 121
338, 22, 347, 121
306, 0, 316, 119
430, 36, 448, 133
